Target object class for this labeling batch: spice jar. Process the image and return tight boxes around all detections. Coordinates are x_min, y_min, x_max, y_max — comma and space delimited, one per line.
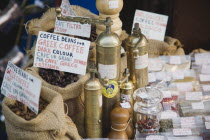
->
133, 86, 162, 133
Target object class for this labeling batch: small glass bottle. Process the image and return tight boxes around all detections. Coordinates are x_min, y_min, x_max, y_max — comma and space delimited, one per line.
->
133, 86, 162, 134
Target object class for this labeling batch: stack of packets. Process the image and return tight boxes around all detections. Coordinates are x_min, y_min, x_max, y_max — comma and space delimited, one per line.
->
135, 54, 210, 140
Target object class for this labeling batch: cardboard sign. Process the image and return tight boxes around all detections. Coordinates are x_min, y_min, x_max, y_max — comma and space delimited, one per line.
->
132, 10, 168, 41
1, 62, 42, 114
33, 31, 90, 75
54, 0, 91, 38
185, 92, 203, 101
173, 128, 192, 136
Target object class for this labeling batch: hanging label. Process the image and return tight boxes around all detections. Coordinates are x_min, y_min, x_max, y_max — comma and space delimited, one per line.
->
176, 82, 193, 92
120, 102, 131, 109
192, 102, 205, 110
201, 64, 210, 74
135, 53, 148, 69
205, 122, 210, 129
33, 31, 90, 75
109, 0, 119, 9
205, 116, 210, 122
146, 135, 164, 140
202, 85, 210, 92
132, 10, 168, 41
172, 71, 184, 80
199, 74, 210, 82
54, 0, 91, 38
102, 80, 119, 98
98, 64, 117, 79
185, 92, 203, 101
148, 73, 156, 83
1, 62, 42, 114
173, 128, 192, 136
195, 53, 210, 65
160, 111, 178, 119
162, 91, 172, 98
169, 56, 181, 65
181, 117, 195, 128
121, 94, 131, 102
148, 58, 163, 71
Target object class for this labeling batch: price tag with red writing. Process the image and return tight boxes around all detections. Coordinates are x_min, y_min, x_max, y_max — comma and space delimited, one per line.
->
1, 61, 42, 114
132, 10, 168, 41
33, 31, 90, 75
54, 0, 91, 38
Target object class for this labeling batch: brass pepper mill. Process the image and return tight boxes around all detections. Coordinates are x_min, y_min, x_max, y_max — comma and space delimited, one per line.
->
84, 65, 103, 138
125, 23, 149, 89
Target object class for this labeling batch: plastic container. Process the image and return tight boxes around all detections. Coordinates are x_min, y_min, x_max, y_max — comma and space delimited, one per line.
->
134, 86, 163, 134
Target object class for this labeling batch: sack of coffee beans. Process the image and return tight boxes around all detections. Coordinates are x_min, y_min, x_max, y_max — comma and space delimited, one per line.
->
2, 86, 81, 140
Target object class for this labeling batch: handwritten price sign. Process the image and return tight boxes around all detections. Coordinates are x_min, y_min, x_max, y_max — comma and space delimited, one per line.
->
34, 31, 90, 75
1, 62, 42, 114
132, 10, 168, 41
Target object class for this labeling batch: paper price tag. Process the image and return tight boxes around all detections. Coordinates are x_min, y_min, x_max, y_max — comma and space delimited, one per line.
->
135, 53, 148, 69
132, 10, 168, 41
109, 0, 119, 9
172, 71, 184, 80
199, 74, 210, 82
181, 117, 195, 128
1, 62, 42, 114
160, 111, 178, 119
54, 0, 91, 38
121, 94, 131, 102
195, 53, 210, 65
201, 65, 210, 74
192, 102, 204, 110
205, 116, 210, 122
98, 64, 117, 79
33, 31, 90, 75
176, 82, 193, 92
169, 56, 181, 65
120, 102, 131, 109
173, 128, 192, 136
205, 122, 210, 129
148, 58, 163, 71
162, 91, 172, 98
202, 85, 210, 92
155, 71, 166, 81
185, 92, 203, 101
148, 73, 156, 83
146, 135, 164, 140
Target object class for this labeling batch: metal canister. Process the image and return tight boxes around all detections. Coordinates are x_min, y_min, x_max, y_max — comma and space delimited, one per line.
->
125, 23, 148, 89
84, 70, 102, 138
96, 17, 121, 137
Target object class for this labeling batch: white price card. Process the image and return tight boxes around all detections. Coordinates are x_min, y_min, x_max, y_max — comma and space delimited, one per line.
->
148, 73, 156, 83
199, 74, 210, 82
202, 85, 210, 92
192, 102, 205, 110
120, 102, 131, 109
201, 64, 210, 74
169, 56, 181, 65
135, 53, 148, 69
109, 0, 119, 9
146, 135, 164, 140
195, 53, 210, 65
162, 91, 172, 98
98, 64, 117, 79
176, 82, 193, 92
205, 116, 210, 122
181, 117, 195, 128
185, 92, 203, 101
172, 70, 184, 80
54, 0, 91, 38
132, 10, 168, 41
161, 110, 178, 119
148, 58, 163, 71
205, 122, 210, 129
33, 31, 90, 75
173, 128, 192, 136
1, 62, 42, 114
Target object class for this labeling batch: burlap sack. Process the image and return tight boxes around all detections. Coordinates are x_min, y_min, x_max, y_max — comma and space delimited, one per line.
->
191, 48, 209, 54
2, 86, 81, 140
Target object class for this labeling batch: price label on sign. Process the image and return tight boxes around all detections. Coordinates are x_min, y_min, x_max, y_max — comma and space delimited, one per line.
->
192, 102, 205, 110
169, 56, 181, 65
132, 10, 168, 41
185, 92, 203, 101
202, 85, 210, 92
199, 74, 210, 82
201, 64, 210, 74
54, 0, 91, 38
205, 122, 210, 129
195, 53, 210, 65
146, 135, 164, 140
33, 31, 90, 75
176, 82, 193, 92
1, 62, 42, 114
172, 70, 184, 80
148, 73, 156, 83
173, 128, 192, 136
181, 117, 195, 128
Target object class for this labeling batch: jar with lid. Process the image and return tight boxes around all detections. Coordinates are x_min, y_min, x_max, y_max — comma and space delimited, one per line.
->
133, 86, 163, 133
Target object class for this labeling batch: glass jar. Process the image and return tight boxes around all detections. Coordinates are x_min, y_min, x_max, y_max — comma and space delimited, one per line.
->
134, 86, 162, 133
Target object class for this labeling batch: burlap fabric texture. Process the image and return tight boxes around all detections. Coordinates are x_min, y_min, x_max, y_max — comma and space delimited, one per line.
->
2, 86, 81, 140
